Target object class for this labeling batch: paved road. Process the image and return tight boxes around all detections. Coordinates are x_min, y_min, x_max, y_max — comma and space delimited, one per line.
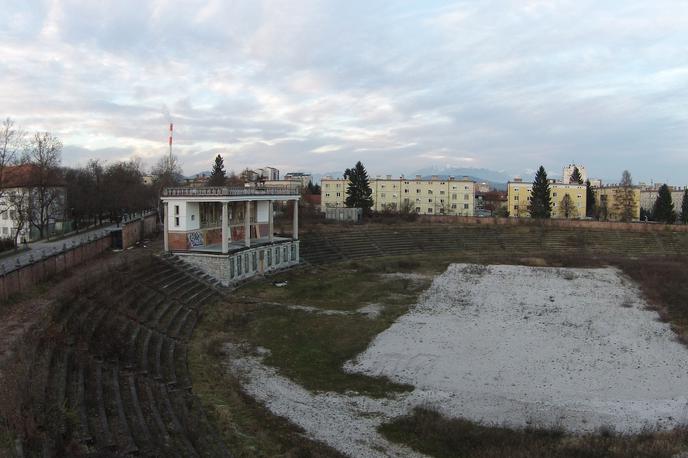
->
0, 223, 119, 272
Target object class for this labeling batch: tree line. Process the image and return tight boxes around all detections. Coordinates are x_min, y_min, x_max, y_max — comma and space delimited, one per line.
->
0, 117, 185, 245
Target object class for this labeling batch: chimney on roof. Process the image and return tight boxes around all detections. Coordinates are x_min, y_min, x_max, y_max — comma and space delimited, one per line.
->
415, 175, 421, 180
431, 175, 438, 180
514, 177, 522, 182
449, 176, 454, 181
386, 174, 391, 180
462, 176, 470, 181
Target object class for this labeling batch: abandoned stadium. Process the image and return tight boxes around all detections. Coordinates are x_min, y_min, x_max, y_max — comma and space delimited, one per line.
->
2, 214, 688, 457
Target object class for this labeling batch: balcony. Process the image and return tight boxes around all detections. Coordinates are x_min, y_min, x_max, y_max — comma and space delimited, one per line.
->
162, 186, 300, 197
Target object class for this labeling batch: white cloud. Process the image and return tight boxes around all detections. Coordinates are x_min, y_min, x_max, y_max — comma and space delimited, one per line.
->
0, 0, 686, 182
311, 144, 342, 154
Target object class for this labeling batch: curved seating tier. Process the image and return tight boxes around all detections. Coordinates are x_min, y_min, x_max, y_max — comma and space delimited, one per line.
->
24, 256, 229, 457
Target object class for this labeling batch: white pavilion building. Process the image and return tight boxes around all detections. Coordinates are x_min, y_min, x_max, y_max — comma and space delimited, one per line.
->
161, 185, 300, 285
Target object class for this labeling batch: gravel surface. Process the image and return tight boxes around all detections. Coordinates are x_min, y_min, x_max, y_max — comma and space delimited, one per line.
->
228, 263, 688, 457
346, 264, 688, 433
227, 344, 425, 458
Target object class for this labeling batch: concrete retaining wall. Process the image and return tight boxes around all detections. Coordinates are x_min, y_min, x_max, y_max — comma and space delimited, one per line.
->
0, 211, 158, 302
122, 212, 158, 248
0, 235, 112, 301
175, 240, 300, 286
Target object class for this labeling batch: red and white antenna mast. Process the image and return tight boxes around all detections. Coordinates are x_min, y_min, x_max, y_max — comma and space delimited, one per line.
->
168, 123, 173, 161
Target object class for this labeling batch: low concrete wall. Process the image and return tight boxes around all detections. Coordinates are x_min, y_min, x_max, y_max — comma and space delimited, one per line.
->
0, 212, 158, 302
416, 215, 688, 233
122, 212, 158, 249
326, 207, 362, 222
175, 240, 300, 286
0, 235, 112, 301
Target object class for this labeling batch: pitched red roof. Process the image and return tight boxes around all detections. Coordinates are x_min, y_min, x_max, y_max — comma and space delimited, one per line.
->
0, 164, 66, 188
303, 194, 321, 205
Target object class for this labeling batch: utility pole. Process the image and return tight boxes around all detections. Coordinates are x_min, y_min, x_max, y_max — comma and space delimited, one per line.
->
168, 123, 173, 160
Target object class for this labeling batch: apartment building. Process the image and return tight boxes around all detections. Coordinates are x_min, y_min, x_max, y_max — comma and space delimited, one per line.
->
0, 164, 66, 241
639, 185, 687, 213
321, 175, 475, 216
562, 163, 588, 184
594, 185, 641, 221
507, 178, 586, 218
283, 172, 312, 188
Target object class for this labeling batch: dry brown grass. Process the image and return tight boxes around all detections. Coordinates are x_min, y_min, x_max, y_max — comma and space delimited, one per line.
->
380, 407, 688, 458
614, 256, 688, 346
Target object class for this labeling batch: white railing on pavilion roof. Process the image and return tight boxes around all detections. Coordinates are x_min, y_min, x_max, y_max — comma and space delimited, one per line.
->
162, 186, 300, 197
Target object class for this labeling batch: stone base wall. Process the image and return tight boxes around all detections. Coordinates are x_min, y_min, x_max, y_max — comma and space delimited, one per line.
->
175, 240, 300, 286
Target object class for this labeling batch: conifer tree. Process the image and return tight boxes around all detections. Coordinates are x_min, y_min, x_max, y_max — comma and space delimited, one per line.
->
570, 166, 583, 184
653, 184, 676, 223
208, 154, 227, 186
681, 189, 688, 224
585, 179, 596, 218
344, 161, 373, 214
529, 166, 552, 218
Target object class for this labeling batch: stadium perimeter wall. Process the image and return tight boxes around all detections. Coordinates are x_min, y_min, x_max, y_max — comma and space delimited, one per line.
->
0, 212, 158, 301
415, 215, 688, 233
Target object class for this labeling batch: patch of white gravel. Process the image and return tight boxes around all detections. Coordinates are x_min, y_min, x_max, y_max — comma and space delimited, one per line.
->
380, 272, 434, 282
357, 303, 384, 319
283, 304, 352, 315
346, 264, 688, 434
272, 302, 385, 319
226, 344, 425, 458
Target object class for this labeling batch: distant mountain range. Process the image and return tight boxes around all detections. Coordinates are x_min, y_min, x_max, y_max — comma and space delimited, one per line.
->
410, 167, 515, 190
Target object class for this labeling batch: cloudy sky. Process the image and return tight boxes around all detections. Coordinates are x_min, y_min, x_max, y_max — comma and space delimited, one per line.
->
2, 1, 688, 183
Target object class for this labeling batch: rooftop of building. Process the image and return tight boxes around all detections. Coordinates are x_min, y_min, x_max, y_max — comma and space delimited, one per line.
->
321, 175, 475, 182
0, 164, 66, 188
162, 185, 300, 198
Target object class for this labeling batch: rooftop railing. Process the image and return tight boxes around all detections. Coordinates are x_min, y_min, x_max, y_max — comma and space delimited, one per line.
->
162, 186, 300, 197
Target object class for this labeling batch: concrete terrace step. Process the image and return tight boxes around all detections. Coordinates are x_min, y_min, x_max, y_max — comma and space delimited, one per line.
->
23, 257, 229, 456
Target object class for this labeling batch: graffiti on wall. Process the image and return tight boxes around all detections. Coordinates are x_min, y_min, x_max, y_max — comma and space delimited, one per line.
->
188, 231, 204, 247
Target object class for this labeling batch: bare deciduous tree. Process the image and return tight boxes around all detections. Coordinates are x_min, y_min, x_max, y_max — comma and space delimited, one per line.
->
24, 132, 63, 238
558, 194, 578, 219
151, 154, 183, 219
613, 170, 637, 222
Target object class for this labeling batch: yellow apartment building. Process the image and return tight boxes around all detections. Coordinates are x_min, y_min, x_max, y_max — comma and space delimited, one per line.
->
507, 178, 586, 218
593, 185, 641, 221
321, 175, 475, 216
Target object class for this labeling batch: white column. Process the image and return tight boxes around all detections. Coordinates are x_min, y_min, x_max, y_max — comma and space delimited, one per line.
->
221, 202, 228, 254
268, 200, 274, 243
293, 199, 299, 240
245, 200, 251, 247
163, 202, 169, 251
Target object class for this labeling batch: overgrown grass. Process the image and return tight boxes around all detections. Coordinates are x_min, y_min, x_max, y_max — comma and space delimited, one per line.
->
379, 407, 688, 458
192, 251, 688, 457
188, 325, 345, 458
188, 258, 438, 454
237, 305, 412, 396
237, 263, 430, 310
615, 256, 688, 345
